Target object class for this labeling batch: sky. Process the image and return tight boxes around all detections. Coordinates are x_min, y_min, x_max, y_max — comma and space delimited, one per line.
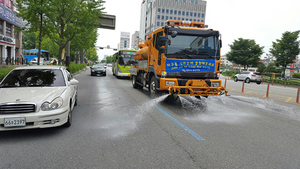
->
96, 0, 300, 61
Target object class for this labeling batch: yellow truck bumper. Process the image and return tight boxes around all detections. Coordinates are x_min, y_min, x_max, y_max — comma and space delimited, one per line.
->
160, 79, 229, 97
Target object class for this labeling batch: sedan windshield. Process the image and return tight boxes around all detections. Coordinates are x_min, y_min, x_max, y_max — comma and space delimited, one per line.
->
166, 35, 220, 60
92, 64, 105, 69
0, 69, 66, 88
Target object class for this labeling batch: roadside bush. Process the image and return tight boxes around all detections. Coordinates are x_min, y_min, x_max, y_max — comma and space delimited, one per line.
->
0, 66, 15, 81
222, 71, 238, 77
67, 62, 87, 74
262, 73, 281, 78
292, 73, 300, 78
262, 77, 300, 86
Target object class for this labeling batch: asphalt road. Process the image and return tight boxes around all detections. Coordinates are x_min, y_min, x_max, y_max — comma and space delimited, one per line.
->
0, 67, 300, 169
220, 75, 300, 104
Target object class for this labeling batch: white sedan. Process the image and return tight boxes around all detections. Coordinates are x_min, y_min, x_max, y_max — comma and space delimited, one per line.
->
0, 65, 79, 131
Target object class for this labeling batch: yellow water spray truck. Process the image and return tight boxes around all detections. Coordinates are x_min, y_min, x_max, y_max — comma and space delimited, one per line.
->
130, 20, 229, 100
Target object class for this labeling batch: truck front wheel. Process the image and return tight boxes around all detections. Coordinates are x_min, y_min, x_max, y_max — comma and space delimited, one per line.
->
149, 76, 157, 98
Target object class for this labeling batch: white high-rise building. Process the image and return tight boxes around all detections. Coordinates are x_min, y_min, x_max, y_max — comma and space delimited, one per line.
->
131, 31, 140, 50
139, 0, 207, 40
119, 32, 130, 50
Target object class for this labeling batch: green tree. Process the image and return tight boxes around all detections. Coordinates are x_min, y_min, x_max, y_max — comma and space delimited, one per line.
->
227, 38, 264, 70
105, 56, 112, 63
71, 29, 98, 64
270, 31, 300, 78
16, 0, 49, 65
41, 36, 59, 58
85, 48, 98, 62
43, 0, 104, 64
256, 62, 266, 73
22, 32, 37, 49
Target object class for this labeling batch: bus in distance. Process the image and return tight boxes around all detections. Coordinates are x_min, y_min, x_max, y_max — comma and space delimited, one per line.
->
112, 49, 137, 78
23, 49, 50, 64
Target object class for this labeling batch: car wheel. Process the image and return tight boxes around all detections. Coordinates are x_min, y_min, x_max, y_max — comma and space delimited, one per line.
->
74, 94, 78, 106
149, 76, 157, 98
234, 77, 238, 82
63, 106, 72, 127
245, 78, 250, 83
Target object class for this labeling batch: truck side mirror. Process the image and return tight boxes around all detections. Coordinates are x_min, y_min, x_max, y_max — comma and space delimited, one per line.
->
159, 47, 166, 53
157, 36, 168, 47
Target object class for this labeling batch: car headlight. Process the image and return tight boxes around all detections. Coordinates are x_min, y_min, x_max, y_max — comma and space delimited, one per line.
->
211, 82, 220, 87
91, 70, 95, 72
41, 97, 63, 111
165, 81, 175, 86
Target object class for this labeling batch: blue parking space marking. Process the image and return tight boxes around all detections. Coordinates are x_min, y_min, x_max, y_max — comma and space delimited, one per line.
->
147, 99, 205, 141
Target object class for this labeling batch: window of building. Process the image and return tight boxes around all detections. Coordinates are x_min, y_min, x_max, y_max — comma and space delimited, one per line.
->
183, 0, 186, 2
202, 14, 205, 18
161, 22, 164, 26
157, 15, 160, 19
170, 10, 173, 14
197, 20, 200, 22
193, 19, 196, 21
189, 19, 192, 21
185, 18, 188, 21
190, 12, 193, 16
170, 16, 173, 19
158, 8, 161, 13
166, 9, 169, 14
198, 13, 201, 17
162, 9, 165, 13
0, 20, 3, 35
201, 20, 204, 22
182, 11, 185, 16
195, 0, 198, 4
161, 16, 164, 20
174, 10, 177, 15
178, 11, 181, 15
6, 23, 12, 37
178, 17, 180, 20
166, 16, 169, 20
186, 12, 189, 16
174, 17, 177, 20
194, 13, 196, 17
157, 22, 160, 26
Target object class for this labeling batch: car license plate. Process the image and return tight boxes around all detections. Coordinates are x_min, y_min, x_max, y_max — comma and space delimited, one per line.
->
4, 117, 26, 127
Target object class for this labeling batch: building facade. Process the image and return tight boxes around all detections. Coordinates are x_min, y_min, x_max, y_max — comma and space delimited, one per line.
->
119, 32, 130, 50
131, 31, 140, 50
0, 0, 23, 65
221, 55, 233, 66
140, 0, 206, 40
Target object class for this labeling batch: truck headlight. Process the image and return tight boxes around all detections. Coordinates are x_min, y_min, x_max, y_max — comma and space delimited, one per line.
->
162, 71, 167, 78
165, 81, 175, 86
211, 82, 220, 87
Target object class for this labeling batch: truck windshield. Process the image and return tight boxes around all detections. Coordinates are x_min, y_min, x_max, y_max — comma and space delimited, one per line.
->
166, 35, 220, 60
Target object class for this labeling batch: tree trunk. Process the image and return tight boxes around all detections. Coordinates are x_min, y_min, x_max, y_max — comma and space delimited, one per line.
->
37, 0, 43, 65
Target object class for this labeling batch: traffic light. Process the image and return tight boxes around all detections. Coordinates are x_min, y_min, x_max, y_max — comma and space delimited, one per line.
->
124, 40, 127, 48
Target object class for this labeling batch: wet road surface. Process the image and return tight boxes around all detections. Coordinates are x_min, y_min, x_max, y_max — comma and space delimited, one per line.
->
0, 67, 299, 169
